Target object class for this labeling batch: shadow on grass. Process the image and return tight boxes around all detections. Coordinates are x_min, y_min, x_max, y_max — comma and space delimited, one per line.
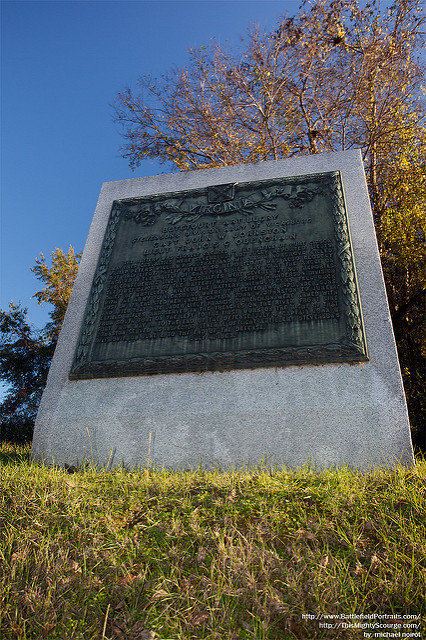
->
0, 441, 31, 466
413, 445, 426, 463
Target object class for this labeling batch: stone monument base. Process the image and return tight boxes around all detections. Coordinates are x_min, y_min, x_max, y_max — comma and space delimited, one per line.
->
33, 365, 413, 470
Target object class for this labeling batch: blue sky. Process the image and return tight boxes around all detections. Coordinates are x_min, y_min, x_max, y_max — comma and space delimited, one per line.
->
1, 0, 302, 332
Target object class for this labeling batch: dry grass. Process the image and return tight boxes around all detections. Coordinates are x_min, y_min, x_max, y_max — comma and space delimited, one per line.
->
1, 442, 425, 639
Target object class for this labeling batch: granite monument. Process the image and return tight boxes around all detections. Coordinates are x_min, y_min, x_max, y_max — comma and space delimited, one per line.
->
31, 150, 414, 469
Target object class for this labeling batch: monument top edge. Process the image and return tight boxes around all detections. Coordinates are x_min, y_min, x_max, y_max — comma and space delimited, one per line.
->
100, 149, 363, 194
114, 170, 340, 207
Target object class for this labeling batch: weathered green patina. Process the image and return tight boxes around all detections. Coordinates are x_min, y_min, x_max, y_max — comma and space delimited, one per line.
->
70, 171, 368, 378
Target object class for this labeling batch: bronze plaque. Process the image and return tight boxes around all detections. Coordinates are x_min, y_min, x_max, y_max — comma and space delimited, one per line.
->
70, 172, 368, 379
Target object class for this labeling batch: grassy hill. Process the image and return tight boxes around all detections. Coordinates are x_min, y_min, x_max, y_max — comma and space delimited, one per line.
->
1, 442, 425, 639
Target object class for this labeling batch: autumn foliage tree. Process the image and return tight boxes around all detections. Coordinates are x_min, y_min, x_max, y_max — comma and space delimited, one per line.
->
113, 0, 425, 445
32, 246, 81, 339
0, 247, 81, 442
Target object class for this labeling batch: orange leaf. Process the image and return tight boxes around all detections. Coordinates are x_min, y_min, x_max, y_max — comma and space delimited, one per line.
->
196, 547, 207, 564
190, 611, 209, 626
130, 620, 156, 639
394, 499, 407, 509
117, 573, 137, 586
150, 588, 168, 602
354, 561, 366, 576
296, 528, 316, 542
111, 621, 127, 640
227, 488, 237, 502
320, 554, 334, 568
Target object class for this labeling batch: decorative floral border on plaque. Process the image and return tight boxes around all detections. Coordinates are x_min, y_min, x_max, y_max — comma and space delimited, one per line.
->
329, 172, 368, 358
72, 203, 122, 370
70, 172, 368, 379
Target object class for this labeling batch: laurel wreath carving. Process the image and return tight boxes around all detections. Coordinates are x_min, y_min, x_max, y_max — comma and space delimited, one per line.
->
278, 186, 323, 209
70, 342, 364, 379
73, 203, 122, 370
328, 173, 367, 355
122, 184, 322, 227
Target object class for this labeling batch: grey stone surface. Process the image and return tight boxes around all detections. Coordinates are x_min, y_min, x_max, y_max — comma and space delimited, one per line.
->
31, 150, 414, 469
